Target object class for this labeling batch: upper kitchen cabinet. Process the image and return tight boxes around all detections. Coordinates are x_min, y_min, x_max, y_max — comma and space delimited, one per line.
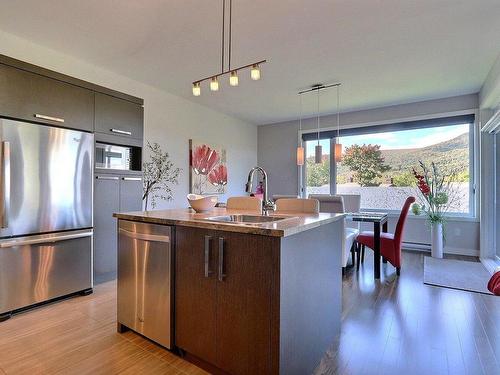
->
95, 92, 143, 140
0, 63, 94, 132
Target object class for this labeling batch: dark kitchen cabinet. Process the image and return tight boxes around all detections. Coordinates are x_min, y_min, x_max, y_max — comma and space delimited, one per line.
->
94, 174, 143, 283
0, 63, 94, 131
119, 177, 143, 212
95, 92, 143, 139
175, 227, 278, 375
93, 175, 120, 283
175, 227, 218, 365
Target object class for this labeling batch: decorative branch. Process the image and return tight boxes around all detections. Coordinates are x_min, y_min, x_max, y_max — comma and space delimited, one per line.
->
142, 142, 181, 210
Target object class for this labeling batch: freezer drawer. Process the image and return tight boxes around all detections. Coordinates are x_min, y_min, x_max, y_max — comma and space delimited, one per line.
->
117, 220, 172, 348
0, 230, 93, 314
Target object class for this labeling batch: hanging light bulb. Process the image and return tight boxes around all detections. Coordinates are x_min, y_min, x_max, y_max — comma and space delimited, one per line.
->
192, 82, 201, 96
210, 77, 219, 91
315, 87, 323, 164
229, 71, 239, 86
250, 64, 261, 80
335, 85, 343, 162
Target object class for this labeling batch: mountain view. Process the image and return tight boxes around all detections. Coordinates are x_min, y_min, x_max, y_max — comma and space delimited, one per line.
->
336, 132, 469, 186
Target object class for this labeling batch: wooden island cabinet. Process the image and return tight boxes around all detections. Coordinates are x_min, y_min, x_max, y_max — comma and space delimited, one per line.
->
114, 208, 344, 375
175, 226, 279, 374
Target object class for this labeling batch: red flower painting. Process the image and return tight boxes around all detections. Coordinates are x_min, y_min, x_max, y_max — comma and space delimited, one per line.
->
190, 141, 227, 195
192, 145, 219, 175
208, 165, 228, 188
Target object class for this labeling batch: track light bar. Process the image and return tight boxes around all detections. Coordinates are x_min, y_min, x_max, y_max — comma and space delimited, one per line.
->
192, 60, 267, 94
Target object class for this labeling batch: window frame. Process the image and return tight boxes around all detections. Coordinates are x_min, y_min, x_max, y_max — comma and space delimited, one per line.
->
298, 110, 479, 219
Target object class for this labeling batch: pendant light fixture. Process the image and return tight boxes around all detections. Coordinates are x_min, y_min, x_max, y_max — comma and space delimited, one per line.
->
334, 84, 343, 162
192, 0, 267, 96
314, 87, 323, 163
296, 94, 304, 166
296, 82, 342, 165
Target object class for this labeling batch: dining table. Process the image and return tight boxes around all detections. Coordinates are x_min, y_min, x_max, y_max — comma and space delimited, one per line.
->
347, 212, 389, 279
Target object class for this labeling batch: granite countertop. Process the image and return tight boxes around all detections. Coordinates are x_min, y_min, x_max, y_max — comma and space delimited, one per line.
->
113, 208, 344, 237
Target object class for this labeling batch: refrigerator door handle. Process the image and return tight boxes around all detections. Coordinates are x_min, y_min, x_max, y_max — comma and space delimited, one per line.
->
0, 141, 10, 229
0, 230, 93, 248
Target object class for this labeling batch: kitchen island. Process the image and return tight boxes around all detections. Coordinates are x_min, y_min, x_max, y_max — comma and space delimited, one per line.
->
114, 208, 345, 375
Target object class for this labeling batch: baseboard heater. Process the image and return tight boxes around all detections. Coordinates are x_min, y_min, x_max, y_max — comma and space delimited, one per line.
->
402, 241, 431, 251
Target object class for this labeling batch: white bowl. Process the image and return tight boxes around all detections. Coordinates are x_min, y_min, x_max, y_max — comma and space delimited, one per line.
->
187, 194, 218, 213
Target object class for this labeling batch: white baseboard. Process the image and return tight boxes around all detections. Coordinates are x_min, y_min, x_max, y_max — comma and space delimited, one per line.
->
402, 242, 479, 257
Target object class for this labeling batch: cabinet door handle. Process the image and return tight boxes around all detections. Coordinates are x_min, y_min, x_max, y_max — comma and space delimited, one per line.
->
34, 114, 65, 123
95, 175, 119, 180
110, 128, 132, 136
204, 235, 213, 277
122, 177, 142, 181
218, 237, 226, 281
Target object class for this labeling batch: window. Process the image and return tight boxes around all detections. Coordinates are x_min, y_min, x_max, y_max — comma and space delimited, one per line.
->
303, 115, 475, 215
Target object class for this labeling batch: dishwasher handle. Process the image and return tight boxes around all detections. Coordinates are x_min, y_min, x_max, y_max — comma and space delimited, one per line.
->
119, 228, 170, 243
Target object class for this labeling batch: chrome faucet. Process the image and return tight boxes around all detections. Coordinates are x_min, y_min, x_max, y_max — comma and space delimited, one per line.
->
245, 166, 276, 215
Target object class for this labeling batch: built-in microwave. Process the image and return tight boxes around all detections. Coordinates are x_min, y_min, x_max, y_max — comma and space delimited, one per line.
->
95, 142, 141, 171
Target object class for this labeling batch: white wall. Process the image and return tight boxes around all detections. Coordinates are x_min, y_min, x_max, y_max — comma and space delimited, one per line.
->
479, 52, 500, 267
258, 94, 480, 256
0, 30, 257, 209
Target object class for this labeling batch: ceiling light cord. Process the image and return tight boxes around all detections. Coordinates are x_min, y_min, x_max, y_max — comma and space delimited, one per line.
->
299, 94, 303, 135
337, 85, 340, 138
221, 0, 225, 73
229, 0, 232, 71
317, 88, 320, 145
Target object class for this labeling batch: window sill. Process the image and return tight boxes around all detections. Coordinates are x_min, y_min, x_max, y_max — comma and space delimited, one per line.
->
360, 209, 479, 223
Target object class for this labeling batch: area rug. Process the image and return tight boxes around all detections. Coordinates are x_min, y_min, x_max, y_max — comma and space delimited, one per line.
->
423, 256, 493, 295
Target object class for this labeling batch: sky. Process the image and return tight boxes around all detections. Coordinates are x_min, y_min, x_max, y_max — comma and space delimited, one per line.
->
306, 124, 469, 156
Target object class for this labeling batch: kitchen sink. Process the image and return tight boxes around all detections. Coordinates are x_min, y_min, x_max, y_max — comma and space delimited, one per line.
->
204, 214, 289, 224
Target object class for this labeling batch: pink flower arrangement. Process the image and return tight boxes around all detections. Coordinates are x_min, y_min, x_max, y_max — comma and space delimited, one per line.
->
192, 145, 219, 175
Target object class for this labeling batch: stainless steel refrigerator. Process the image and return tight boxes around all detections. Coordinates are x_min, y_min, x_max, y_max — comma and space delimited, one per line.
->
0, 118, 93, 320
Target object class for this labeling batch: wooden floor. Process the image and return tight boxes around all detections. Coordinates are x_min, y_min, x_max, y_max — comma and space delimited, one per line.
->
0, 251, 498, 375
314, 251, 500, 375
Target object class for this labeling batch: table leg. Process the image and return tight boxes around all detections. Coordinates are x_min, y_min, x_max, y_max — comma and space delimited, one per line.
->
382, 221, 388, 264
374, 222, 381, 279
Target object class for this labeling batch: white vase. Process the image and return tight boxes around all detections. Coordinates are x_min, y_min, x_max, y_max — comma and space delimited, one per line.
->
431, 222, 443, 258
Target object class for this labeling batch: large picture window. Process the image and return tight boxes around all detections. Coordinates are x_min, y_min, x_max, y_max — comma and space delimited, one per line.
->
303, 115, 475, 215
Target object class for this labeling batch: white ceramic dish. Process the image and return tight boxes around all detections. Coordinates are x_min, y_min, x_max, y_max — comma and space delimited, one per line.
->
187, 194, 218, 213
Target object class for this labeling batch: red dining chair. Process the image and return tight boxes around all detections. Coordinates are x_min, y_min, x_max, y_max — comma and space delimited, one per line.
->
356, 196, 416, 276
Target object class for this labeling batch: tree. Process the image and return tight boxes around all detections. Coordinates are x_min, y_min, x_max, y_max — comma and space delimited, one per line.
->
342, 144, 390, 186
306, 155, 330, 187
143, 142, 182, 210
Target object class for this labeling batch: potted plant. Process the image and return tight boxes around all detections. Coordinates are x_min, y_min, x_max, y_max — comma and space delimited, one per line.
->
143, 142, 181, 210
411, 161, 458, 258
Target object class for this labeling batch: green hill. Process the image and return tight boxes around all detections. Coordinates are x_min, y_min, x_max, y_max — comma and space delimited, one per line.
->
336, 132, 469, 185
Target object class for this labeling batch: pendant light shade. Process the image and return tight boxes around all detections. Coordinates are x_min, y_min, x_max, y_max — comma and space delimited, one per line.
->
334, 143, 342, 163
210, 77, 219, 91
296, 146, 305, 165
192, 82, 201, 96
250, 64, 261, 80
229, 71, 239, 86
315, 144, 323, 163
335, 84, 342, 162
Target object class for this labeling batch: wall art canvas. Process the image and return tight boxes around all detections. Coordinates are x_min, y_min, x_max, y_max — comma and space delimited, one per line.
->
189, 140, 228, 195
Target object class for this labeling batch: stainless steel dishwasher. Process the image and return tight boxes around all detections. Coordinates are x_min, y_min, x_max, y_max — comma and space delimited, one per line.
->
117, 220, 172, 348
